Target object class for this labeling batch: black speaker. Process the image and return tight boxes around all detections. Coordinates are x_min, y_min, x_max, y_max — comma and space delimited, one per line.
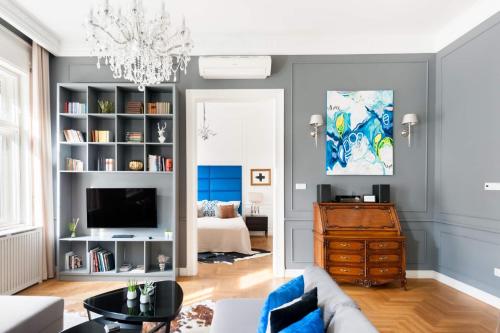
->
372, 184, 390, 203
317, 184, 332, 203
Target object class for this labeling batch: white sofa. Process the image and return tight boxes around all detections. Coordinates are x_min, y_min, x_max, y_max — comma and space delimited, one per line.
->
0, 296, 64, 333
210, 266, 378, 333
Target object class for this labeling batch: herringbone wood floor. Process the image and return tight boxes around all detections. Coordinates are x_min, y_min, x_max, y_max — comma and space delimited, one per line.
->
20, 236, 499, 332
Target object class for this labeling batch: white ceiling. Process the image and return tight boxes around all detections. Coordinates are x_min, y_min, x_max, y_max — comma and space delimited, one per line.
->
1, 0, 499, 56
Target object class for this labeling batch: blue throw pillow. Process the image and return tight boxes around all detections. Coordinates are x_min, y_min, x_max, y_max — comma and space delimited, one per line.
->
257, 275, 304, 333
279, 308, 323, 333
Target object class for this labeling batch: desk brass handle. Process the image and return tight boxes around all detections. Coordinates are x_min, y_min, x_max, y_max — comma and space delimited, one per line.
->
340, 256, 349, 260
378, 244, 385, 248
340, 243, 349, 247
379, 256, 388, 260
340, 268, 349, 272
379, 269, 388, 273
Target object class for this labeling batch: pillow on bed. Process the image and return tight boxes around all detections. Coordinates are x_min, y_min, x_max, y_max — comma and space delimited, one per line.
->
197, 200, 207, 217
201, 200, 219, 217
217, 201, 241, 215
216, 204, 236, 219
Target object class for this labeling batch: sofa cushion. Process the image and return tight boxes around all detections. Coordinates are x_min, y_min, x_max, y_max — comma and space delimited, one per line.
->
269, 287, 318, 333
279, 308, 323, 333
327, 304, 378, 333
257, 275, 304, 333
210, 298, 264, 333
303, 266, 358, 327
0, 296, 64, 333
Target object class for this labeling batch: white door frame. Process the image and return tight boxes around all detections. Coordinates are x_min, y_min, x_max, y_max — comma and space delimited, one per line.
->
183, 89, 285, 277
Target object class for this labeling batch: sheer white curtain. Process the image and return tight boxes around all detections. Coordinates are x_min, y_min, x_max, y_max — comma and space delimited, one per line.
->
31, 42, 54, 279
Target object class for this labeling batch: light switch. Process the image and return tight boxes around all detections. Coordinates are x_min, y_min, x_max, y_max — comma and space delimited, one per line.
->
295, 183, 307, 190
494, 267, 500, 277
484, 183, 500, 191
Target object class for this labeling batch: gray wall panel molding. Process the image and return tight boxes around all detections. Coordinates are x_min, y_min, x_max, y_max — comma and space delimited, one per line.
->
289, 59, 432, 219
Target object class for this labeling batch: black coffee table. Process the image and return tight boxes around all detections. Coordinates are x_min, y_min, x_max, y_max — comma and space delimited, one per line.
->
64, 280, 183, 333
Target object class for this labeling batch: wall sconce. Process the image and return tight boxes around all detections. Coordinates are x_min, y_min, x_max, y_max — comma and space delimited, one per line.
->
309, 114, 324, 148
401, 113, 419, 147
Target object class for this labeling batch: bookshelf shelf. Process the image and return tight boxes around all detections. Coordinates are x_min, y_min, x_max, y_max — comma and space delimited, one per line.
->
57, 83, 177, 281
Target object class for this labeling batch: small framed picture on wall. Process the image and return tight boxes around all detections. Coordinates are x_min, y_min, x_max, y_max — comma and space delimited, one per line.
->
251, 169, 272, 186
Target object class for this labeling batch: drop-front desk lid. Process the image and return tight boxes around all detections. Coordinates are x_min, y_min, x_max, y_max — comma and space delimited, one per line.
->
313, 202, 402, 236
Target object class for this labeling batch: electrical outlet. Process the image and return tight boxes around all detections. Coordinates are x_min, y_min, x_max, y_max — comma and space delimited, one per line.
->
295, 183, 307, 190
484, 183, 500, 191
494, 268, 500, 277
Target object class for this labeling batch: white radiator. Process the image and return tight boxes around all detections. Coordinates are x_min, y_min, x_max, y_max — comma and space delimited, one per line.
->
0, 227, 43, 295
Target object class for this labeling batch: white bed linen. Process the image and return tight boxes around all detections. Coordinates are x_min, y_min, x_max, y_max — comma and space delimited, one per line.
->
198, 216, 252, 254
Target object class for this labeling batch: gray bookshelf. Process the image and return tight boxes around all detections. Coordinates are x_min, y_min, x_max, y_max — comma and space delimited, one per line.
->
56, 83, 178, 281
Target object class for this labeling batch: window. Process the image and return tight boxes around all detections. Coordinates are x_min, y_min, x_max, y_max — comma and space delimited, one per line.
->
0, 65, 22, 228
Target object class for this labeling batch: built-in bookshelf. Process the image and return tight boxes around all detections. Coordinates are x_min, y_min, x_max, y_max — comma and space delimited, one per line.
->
56, 83, 177, 280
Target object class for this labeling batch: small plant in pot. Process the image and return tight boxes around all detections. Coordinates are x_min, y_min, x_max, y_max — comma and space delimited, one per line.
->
139, 281, 155, 303
68, 218, 79, 238
127, 280, 138, 300
157, 254, 170, 271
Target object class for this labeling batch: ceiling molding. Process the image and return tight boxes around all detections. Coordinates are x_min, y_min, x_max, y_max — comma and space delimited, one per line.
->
0, 0, 60, 54
434, 2, 500, 51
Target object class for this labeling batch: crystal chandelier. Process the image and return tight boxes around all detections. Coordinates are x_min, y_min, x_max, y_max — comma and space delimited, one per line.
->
85, 0, 193, 91
198, 104, 216, 141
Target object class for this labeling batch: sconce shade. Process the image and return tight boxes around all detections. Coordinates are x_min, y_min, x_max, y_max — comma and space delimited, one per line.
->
248, 192, 264, 203
309, 114, 324, 126
402, 113, 418, 125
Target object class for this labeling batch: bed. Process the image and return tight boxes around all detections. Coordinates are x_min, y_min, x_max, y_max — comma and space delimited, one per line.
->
197, 216, 252, 254
197, 166, 253, 254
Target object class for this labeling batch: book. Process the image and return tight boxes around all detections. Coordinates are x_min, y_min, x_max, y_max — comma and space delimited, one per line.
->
64, 101, 87, 114
65, 158, 83, 171
148, 154, 173, 172
126, 101, 144, 114
147, 102, 171, 115
89, 247, 115, 272
63, 129, 85, 143
64, 251, 74, 270
125, 131, 143, 143
91, 130, 111, 143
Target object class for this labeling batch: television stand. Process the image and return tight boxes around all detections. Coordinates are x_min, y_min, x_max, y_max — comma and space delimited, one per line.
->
112, 234, 134, 239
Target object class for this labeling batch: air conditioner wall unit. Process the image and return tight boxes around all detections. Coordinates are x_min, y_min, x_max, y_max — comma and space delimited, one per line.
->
198, 56, 272, 79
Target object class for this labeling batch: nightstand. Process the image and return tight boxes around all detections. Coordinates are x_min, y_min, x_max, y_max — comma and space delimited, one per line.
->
245, 215, 268, 237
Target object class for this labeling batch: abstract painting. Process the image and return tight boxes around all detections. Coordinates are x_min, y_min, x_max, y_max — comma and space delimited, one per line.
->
326, 90, 394, 175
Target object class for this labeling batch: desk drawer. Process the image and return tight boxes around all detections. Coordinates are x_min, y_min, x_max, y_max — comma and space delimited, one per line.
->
368, 254, 400, 263
368, 241, 400, 250
329, 253, 364, 263
328, 241, 364, 251
369, 267, 400, 276
329, 266, 364, 276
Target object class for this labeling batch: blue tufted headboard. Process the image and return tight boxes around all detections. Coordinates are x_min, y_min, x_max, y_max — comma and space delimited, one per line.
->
198, 165, 242, 214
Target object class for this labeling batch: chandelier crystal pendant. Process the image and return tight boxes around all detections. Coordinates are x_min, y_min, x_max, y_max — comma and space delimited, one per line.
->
85, 0, 193, 91
198, 104, 216, 141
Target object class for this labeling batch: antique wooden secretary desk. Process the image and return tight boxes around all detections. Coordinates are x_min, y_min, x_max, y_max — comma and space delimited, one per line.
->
313, 202, 407, 289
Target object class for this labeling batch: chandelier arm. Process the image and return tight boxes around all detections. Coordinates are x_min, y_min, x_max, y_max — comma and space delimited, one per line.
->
89, 21, 129, 45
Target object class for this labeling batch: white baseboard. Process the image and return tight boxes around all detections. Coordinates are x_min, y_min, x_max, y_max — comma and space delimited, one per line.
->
409, 270, 500, 309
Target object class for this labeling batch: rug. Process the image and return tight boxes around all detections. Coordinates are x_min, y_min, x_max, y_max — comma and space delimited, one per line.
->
198, 249, 271, 264
64, 300, 214, 333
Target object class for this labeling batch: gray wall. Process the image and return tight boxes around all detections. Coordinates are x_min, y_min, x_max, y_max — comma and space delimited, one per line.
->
50, 54, 436, 271
434, 12, 500, 296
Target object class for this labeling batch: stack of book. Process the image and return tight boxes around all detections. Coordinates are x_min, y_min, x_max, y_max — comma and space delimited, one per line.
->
148, 155, 173, 172
91, 130, 111, 142
89, 247, 115, 272
119, 264, 132, 272
63, 101, 87, 114
64, 251, 83, 270
65, 158, 84, 172
96, 157, 114, 171
63, 129, 85, 143
147, 102, 171, 114
125, 131, 143, 143
126, 101, 144, 114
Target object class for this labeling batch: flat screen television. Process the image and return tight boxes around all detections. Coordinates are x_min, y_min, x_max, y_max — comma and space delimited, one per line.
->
86, 188, 157, 228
